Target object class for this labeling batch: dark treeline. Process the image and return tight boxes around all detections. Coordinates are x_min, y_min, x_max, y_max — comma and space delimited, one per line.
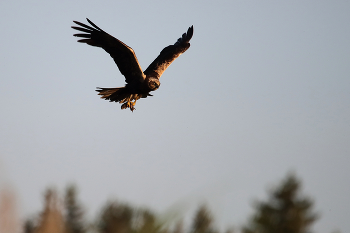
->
21, 174, 321, 233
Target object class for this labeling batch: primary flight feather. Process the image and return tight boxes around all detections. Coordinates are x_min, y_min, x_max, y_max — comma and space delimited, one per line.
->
72, 18, 193, 111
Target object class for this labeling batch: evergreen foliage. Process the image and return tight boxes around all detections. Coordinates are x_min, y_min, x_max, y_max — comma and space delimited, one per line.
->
35, 189, 65, 233
242, 174, 318, 233
191, 205, 216, 233
98, 201, 133, 233
64, 185, 86, 233
21, 173, 322, 233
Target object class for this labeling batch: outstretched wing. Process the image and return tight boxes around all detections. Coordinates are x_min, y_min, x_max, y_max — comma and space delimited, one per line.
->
72, 18, 145, 84
144, 26, 193, 79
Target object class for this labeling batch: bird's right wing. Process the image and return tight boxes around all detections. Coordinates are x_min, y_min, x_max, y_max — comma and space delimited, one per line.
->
72, 18, 145, 84
143, 26, 193, 79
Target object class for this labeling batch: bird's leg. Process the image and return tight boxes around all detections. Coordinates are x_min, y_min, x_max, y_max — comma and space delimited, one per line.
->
126, 97, 132, 110
121, 97, 138, 111
131, 99, 137, 106
121, 99, 131, 110
129, 99, 137, 112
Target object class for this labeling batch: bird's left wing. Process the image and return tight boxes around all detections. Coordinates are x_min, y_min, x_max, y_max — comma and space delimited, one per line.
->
143, 26, 193, 79
72, 18, 145, 84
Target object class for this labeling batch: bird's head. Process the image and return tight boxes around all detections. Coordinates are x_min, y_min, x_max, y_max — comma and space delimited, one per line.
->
147, 77, 161, 91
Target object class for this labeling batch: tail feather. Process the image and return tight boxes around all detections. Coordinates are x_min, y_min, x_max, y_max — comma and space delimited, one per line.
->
96, 87, 146, 111
96, 87, 131, 103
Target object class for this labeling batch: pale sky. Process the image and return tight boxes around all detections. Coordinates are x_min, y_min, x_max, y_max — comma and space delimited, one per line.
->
0, 1, 349, 232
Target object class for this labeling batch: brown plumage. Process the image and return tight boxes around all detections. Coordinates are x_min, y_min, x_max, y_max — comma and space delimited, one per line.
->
72, 18, 193, 111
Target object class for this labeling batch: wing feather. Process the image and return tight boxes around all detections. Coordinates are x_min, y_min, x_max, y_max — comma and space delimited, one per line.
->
144, 26, 193, 79
71, 26, 93, 34
73, 33, 91, 38
72, 18, 145, 84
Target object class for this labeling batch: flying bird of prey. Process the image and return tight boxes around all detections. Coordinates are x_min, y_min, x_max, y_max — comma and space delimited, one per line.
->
72, 18, 193, 111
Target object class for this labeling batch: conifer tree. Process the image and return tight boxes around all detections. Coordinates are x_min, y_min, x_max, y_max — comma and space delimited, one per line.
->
0, 188, 20, 233
134, 209, 162, 233
98, 201, 133, 233
64, 185, 86, 233
242, 174, 318, 233
23, 219, 36, 233
191, 205, 216, 233
35, 188, 65, 233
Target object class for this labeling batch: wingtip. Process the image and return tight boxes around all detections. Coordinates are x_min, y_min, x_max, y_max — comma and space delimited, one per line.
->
187, 25, 194, 40
188, 25, 193, 33
72, 20, 81, 26
86, 18, 103, 31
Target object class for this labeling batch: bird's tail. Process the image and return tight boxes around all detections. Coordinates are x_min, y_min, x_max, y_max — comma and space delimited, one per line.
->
96, 87, 130, 102
96, 87, 141, 110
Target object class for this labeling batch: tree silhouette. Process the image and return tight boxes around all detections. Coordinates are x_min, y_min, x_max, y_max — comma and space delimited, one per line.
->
64, 185, 86, 233
242, 174, 318, 233
0, 188, 20, 233
98, 201, 133, 233
191, 205, 216, 233
134, 209, 163, 233
35, 188, 65, 233
23, 218, 36, 233
20, 173, 324, 233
